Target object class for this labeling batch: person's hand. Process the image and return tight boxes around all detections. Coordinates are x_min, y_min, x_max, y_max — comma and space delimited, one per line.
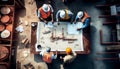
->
52, 19, 54, 22
44, 20, 48, 24
44, 20, 47, 23
74, 21, 76, 24
51, 20, 54, 24
60, 56, 63, 59
77, 28, 81, 30
70, 21, 73, 24
74, 20, 76, 23
57, 22, 60, 25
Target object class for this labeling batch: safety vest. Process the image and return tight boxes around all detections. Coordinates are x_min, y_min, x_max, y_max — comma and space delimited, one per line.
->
81, 12, 90, 23
61, 10, 70, 20
43, 52, 53, 63
39, 7, 51, 19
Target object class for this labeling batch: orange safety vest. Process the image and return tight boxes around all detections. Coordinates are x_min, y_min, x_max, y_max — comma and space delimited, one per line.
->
81, 12, 90, 23
62, 10, 70, 20
43, 52, 53, 63
39, 7, 51, 19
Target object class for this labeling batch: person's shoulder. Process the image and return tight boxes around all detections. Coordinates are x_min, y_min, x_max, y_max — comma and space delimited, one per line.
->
67, 9, 72, 12
48, 4, 52, 7
38, 7, 42, 10
68, 10, 73, 14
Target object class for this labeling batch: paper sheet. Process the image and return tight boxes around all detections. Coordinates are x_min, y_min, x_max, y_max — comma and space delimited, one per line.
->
35, 22, 84, 51
67, 22, 83, 34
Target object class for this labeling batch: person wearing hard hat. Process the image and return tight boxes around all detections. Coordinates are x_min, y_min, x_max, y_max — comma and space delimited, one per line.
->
60, 47, 77, 66
40, 47, 58, 69
56, 9, 73, 23
74, 11, 91, 30
37, 4, 54, 23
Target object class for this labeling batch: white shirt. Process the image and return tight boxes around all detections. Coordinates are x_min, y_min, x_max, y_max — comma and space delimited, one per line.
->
63, 51, 77, 63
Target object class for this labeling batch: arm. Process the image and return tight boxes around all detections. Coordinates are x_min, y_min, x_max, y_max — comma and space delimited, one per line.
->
68, 10, 74, 22
74, 15, 79, 23
81, 18, 90, 29
40, 17, 47, 22
72, 51, 77, 58
71, 14, 74, 23
49, 4, 54, 12
56, 10, 61, 22
52, 50, 58, 59
49, 5, 54, 22
51, 13, 54, 22
37, 9, 40, 18
40, 50, 45, 57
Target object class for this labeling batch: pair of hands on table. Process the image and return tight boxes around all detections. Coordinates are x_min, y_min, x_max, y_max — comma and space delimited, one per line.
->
73, 21, 83, 31
44, 20, 54, 24
40, 17, 54, 24
56, 21, 73, 25
77, 28, 82, 31
74, 21, 83, 31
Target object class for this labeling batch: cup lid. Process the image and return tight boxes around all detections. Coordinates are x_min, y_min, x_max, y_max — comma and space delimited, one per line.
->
1, 15, 10, 23
1, 30, 10, 38
6, 24, 12, 32
1, 7, 11, 15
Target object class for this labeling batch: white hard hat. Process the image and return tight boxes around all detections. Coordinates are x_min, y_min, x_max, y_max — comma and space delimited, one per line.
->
77, 11, 84, 18
42, 4, 50, 12
60, 10, 65, 18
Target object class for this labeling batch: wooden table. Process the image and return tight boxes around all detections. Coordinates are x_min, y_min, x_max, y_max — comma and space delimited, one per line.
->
31, 22, 90, 54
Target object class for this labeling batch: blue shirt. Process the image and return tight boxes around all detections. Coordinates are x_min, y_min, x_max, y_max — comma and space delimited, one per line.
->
75, 16, 90, 29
